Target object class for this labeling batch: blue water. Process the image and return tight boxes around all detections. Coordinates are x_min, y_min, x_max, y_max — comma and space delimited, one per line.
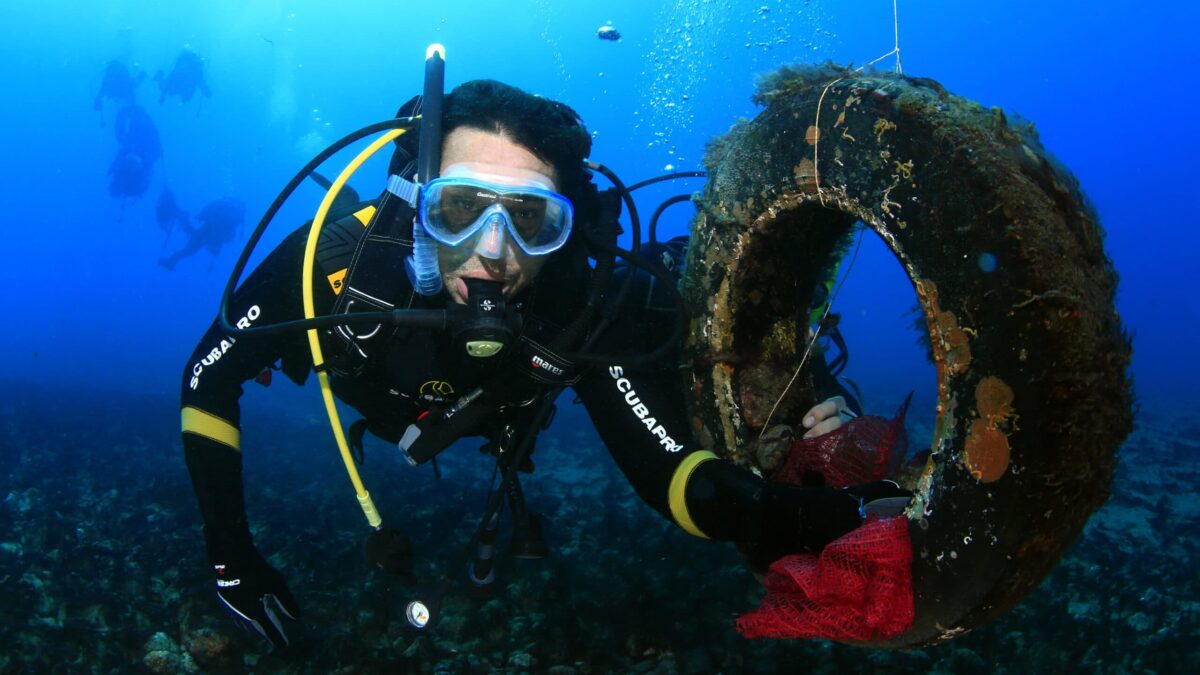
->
0, 1, 1196, 671
2, 0, 1195, 402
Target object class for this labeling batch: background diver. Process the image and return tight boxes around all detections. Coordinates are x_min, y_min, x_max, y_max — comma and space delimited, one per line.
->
156, 185, 190, 237
94, 59, 145, 116
107, 104, 162, 205
159, 197, 245, 270
179, 78, 904, 647
156, 46, 212, 105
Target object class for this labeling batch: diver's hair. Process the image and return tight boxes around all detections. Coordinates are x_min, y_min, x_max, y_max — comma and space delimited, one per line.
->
393, 80, 593, 207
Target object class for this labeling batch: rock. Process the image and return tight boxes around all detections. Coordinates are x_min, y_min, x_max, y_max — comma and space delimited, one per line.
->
1126, 611, 1155, 632
143, 649, 181, 675
1068, 599, 1100, 623
509, 651, 535, 669
185, 627, 235, 668
143, 632, 182, 674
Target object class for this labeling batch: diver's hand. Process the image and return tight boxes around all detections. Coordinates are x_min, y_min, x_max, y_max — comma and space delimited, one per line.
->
763, 480, 910, 553
212, 550, 300, 649
801, 396, 856, 438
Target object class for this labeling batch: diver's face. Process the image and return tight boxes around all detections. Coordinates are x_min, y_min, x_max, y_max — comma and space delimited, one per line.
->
437, 127, 558, 304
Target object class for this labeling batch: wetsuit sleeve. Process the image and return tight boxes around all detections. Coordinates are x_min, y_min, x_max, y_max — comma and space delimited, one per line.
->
572, 301, 775, 543
572, 244, 863, 544
180, 224, 334, 561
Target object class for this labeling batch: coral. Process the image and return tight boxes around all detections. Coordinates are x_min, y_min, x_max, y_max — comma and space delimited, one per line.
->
975, 376, 1014, 423
963, 419, 1011, 483
964, 377, 1017, 482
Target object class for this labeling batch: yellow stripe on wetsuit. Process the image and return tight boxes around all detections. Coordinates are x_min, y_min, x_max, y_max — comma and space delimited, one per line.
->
668, 450, 719, 538
181, 406, 240, 451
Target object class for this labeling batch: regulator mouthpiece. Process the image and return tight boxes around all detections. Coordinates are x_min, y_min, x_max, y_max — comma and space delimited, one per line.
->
455, 278, 513, 358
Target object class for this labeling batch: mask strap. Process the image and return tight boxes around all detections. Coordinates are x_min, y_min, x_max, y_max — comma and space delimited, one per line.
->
387, 174, 420, 207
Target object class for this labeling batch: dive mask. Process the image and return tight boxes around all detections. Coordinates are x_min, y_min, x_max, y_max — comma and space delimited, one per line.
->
418, 165, 574, 258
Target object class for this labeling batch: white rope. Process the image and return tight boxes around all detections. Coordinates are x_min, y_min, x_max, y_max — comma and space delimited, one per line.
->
858, 0, 903, 74
812, 1, 904, 201
893, 0, 903, 74
755, 1, 904, 436
758, 225, 867, 437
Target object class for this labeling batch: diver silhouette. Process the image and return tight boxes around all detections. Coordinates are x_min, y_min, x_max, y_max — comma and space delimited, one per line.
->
94, 59, 145, 118
155, 47, 212, 106
106, 105, 162, 204
156, 185, 190, 236
114, 104, 162, 168
159, 197, 244, 270
107, 150, 152, 203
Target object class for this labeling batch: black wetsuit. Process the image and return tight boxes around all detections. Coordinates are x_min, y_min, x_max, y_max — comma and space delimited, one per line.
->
181, 201, 845, 568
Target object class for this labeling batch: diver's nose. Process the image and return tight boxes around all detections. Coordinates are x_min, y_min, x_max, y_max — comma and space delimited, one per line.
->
473, 212, 507, 260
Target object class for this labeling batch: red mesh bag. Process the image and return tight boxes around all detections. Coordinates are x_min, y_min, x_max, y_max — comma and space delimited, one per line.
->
770, 397, 910, 486
736, 515, 913, 640
737, 399, 915, 641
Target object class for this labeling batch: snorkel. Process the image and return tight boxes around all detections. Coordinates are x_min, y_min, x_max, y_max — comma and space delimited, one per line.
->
405, 44, 445, 297
408, 44, 515, 357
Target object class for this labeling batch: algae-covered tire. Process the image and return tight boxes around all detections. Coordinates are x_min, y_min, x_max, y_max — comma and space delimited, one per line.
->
681, 65, 1133, 648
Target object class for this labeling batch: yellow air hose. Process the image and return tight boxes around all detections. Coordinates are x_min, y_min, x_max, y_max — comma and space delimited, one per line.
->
301, 126, 410, 529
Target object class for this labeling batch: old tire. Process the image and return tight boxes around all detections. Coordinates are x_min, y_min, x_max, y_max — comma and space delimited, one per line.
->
681, 65, 1133, 648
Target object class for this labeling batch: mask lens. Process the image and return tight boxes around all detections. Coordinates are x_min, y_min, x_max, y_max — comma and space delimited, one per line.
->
499, 193, 549, 241
435, 185, 498, 233
422, 177, 572, 255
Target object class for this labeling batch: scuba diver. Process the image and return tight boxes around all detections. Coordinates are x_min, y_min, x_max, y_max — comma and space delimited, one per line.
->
159, 197, 245, 270
156, 46, 212, 105
94, 59, 145, 116
107, 149, 152, 203
114, 104, 163, 167
156, 185, 190, 236
107, 104, 163, 205
180, 68, 904, 648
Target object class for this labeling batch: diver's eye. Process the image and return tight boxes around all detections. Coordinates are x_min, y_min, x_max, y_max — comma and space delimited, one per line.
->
512, 207, 540, 227
439, 187, 496, 229
450, 195, 483, 211
503, 195, 547, 237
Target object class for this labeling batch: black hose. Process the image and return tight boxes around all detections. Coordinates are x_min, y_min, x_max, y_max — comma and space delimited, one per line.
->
626, 170, 706, 193
564, 236, 687, 367
648, 193, 694, 245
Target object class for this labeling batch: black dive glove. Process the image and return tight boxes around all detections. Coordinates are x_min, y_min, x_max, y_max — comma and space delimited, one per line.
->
212, 546, 300, 649
761, 480, 910, 554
